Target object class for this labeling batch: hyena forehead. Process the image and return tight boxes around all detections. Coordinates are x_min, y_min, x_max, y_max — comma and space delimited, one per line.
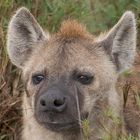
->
23, 33, 115, 79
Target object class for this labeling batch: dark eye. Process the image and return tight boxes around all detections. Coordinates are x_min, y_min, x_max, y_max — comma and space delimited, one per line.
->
77, 75, 93, 85
73, 72, 93, 85
32, 75, 45, 85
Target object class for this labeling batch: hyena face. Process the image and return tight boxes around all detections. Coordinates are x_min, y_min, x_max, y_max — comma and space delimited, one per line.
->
7, 7, 136, 135
22, 34, 117, 132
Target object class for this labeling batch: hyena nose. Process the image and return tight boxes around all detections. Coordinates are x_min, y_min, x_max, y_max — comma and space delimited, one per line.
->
38, 89, 67, 112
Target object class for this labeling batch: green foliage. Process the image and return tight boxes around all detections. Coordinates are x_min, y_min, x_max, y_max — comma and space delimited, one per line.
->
119, 134, 138, 140
81, 119, 90, 140
122, 70, 133, 78
0, 0, 140, 33
0, 135, 7, 140
135, 93, 140, 109
104, 108, 121, 125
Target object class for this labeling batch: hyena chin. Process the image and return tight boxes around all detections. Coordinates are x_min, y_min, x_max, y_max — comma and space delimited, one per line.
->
7, 7, 138, 140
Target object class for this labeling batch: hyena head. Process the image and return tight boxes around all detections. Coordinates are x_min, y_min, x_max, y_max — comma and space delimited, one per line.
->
7, 7, 136, 133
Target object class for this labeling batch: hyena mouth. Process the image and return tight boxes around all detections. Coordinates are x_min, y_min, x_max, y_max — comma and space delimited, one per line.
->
40, 112, 89, 132
44, 121, 80, 132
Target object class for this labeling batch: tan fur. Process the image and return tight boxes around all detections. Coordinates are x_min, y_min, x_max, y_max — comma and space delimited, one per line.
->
7, 7, 138, 140
57, 20, 93, 39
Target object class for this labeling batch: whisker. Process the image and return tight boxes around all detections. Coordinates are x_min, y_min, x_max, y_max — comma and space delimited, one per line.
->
74, 85, 84, 139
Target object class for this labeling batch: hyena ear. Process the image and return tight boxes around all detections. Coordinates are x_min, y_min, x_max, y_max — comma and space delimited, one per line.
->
7, 7, 48, 68
97, 11, 136, 73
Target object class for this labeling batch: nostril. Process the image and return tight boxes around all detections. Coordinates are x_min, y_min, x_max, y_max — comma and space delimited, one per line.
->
40, 99, 46, 106
54, 98, 65, 107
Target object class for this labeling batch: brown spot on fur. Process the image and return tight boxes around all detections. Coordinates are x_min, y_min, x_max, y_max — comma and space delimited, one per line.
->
57, 20, 92, 39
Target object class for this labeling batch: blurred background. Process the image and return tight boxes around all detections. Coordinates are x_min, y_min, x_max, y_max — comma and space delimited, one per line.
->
0, 0, 140, 139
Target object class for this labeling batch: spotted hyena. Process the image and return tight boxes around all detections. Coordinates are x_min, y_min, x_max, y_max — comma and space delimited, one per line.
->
7, 7, 138, 140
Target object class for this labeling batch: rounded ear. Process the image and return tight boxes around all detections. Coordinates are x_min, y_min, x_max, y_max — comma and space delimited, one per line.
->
97, 11, 136, 73
7, 7, 49, 68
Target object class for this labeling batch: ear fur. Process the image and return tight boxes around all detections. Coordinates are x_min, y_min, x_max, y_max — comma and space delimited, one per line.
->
7, 7, 48, 68
97, 11, 136, 73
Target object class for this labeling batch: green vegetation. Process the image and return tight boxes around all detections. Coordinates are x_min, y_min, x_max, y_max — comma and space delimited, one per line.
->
104, 108, 121, 125
122, 70, 133, 78
82, 119, 90, 140
0, 0, 140, 139
1, 0, 140, 33
119, 134, 138, 140
135, 92, 140, 109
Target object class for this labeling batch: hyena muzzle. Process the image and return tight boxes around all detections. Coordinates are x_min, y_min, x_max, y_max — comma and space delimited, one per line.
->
7, 7, 138, 140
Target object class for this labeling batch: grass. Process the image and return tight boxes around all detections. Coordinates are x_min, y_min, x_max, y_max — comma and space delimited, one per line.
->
119, 134, 138, 140
82, 119, 90, 140
0, 0, 140, 140
104, 108, 121, 125
135, 92, 140, 109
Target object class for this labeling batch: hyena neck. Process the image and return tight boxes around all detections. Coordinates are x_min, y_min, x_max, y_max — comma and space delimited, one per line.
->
22, 94, 81, 140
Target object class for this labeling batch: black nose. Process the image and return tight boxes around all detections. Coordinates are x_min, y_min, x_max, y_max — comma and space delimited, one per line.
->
38, 89, 67, 112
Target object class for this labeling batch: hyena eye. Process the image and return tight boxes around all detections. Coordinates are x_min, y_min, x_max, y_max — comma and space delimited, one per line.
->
32, 74, 45, 85
73, 72, 93, 85
77, 75, 93, 85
